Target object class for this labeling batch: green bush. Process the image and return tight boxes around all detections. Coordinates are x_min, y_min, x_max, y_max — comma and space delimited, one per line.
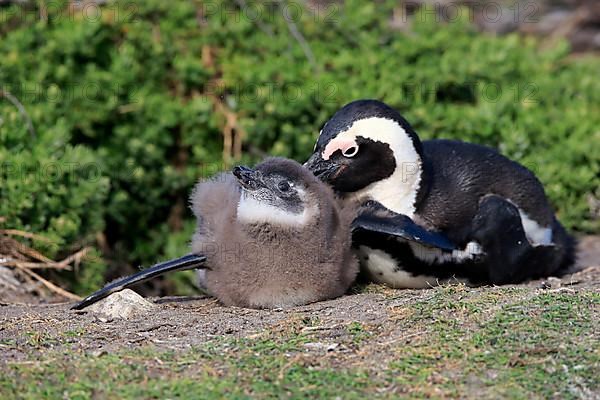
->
0, 0, 598, 293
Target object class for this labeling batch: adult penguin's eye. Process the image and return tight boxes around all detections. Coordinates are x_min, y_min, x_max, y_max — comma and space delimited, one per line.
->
342, 145, 359, 158
278, 181, 290, 192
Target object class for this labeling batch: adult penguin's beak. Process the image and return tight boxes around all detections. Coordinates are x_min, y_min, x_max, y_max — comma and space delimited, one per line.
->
304, 153, 341, 183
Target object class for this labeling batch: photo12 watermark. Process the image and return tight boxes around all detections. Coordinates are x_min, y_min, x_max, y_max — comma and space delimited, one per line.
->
199, 0, 339, 25
397, 1, 540, 24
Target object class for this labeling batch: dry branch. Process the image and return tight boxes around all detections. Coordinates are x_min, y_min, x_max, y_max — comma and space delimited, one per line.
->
0, 229, 53, 243
201, 45, 247, 166
1, 230, 88, 300
16, 266, 81, 300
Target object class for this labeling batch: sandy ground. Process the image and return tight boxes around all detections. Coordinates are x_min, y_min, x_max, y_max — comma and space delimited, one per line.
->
0, 266, 596, 372
1, 237, 598, 365
0, 235, 597, 399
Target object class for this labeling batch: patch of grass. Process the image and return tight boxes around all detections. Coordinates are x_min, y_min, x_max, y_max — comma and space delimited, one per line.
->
347, 321, 372, 344
1, 289, 597, 398
387, 290, 599, 398
63, 328, 87, 338
1, 335, 372, 399
24, 332, 60, 349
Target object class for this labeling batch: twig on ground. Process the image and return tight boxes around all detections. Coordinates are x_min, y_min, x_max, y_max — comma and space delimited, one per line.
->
0, 229, 52, 243
1, 247, 90, 270
15, 266, 81, 300
4, 237, 54, 264
301, 323, 343, 332
1, 230, 90, 300
55, 247, 90, 268
1, 261, 72, 270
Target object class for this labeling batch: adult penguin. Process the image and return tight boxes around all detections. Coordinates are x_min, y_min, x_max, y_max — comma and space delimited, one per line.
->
304, 99, 575, 287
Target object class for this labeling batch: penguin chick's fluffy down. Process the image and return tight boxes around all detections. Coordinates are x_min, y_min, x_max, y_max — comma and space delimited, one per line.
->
190, 158, 358, 309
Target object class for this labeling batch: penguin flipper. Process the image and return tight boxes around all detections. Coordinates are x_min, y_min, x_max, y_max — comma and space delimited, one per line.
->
352, 202, 457, 251
71, 254, 207, 310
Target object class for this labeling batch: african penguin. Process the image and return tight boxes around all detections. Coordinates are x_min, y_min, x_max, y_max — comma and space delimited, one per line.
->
73, 158, 358, 310
305, 99, 575, 287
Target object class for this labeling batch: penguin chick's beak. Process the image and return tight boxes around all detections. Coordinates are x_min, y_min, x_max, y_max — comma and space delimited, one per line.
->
304, 153, 342, 182
233, 165, 264, 190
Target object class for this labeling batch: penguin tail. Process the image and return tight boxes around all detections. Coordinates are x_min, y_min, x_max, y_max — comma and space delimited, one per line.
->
552, 220, 578, 276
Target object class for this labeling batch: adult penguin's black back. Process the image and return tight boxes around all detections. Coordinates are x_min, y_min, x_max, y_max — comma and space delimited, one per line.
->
418, 140, 555, 242
305, 99, 575, 286
418, 139, 575, 276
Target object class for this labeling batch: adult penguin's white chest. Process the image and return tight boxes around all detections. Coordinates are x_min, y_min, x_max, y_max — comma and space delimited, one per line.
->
355, 239, 483, 288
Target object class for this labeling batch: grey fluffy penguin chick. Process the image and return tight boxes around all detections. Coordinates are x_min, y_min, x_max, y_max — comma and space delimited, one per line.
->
191, 157, 358, 309
71, 158, 357, 311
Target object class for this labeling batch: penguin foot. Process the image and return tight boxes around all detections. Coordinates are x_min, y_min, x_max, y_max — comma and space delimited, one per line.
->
470, 194, 560, 284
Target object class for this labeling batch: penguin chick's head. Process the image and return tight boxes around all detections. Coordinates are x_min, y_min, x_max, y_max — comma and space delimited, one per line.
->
234, 158, 321, 227
304, 99, 425, 216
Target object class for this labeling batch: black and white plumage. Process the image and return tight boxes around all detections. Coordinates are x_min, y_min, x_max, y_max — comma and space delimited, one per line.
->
73, 158, 358, 310
305, 99, 575, 287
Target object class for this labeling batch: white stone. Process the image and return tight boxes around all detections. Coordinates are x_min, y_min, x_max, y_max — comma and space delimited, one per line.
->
86, 289, 154, 320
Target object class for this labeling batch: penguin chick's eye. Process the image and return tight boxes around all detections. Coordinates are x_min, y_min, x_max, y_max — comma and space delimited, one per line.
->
278, 181, 291, 192
342, 145, 359, 158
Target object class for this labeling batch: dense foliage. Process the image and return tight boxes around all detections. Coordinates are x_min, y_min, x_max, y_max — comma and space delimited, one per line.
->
1, 0, 598, 293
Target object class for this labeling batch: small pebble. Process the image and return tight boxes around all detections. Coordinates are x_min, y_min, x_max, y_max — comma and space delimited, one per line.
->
85, 289, 154, 320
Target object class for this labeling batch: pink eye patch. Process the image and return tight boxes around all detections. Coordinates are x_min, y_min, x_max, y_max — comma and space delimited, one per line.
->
322, 137, 358, 160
